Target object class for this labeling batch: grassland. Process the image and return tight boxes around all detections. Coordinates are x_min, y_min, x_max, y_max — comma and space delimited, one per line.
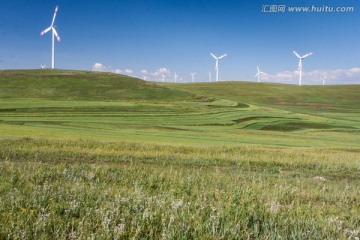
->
0, 70, 359, 239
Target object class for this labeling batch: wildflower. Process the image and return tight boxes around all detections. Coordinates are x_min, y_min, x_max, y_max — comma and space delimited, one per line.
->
21, 207, 27, 211
114, 223, 125, 235
172, 199, 183, 210
269, 201, 280, 214
312, 176, 326, 181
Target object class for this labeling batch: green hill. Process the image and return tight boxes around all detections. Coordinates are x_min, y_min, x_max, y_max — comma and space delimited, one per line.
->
0, 69, 192, 101
1, 70, 359, 112
1, 70, 359, 239
172, 81, 360, 113
0, 69, 359, 148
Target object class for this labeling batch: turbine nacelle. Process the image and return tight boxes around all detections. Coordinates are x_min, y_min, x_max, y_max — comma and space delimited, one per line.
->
211, 53, 227, 60
40, 5, 61, 69
210, 52, 227, 82
293, 51, 313, 60
293, 50, 313, 86
190, 72, 196, 82
255, 66, 265, 82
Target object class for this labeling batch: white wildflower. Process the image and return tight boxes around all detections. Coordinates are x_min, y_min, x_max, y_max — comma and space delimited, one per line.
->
172, 199, 183, 210
269, 201, 281, 214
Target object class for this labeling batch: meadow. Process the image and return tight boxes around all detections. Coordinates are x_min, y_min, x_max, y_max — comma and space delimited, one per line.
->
0, 70, 359, 239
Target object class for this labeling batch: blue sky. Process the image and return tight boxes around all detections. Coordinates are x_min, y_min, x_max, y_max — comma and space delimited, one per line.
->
0, 0, 359, 84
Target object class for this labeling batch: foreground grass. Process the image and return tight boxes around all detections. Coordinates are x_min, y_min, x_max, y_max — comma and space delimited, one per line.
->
1, 138, 359, 239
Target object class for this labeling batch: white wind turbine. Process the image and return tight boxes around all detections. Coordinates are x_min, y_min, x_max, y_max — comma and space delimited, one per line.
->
143, 76, 148, 80
40, 64, 46, 69
209, 72, 212, 82
174, 72, 178, 83
161, 74, 166, 82
293, 50, 313, 86
211, 53, 227, 82
322, 73, 326, 86
190, 72, 196, 82
255, 66, 265, 82
40, 5, 61, 69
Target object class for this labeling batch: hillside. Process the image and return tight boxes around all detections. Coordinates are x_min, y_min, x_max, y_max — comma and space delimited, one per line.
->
1, 71, 359, 239
0, 70, 359, 148
0, 69, 192, 101
1, 70, 359, 112
172, 81, 360, 113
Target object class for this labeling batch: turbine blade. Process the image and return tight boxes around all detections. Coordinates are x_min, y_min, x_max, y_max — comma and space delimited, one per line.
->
52, 27, 61, 41
255, 73, 259, 78
293, 51, 301, 59
302, 52, 313, 58
40, 26, 52, 35
218, 54, 227, 59
210, 53, 217, 59
257, 66, 260, 73
51, 5, 59, 27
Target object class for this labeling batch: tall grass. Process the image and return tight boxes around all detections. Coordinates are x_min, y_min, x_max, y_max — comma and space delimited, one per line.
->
0, 70, 359, 238
0, 138, 359, 239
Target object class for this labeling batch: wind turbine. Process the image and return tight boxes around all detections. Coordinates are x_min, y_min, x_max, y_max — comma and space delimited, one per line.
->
161, 74, 166, 82
40, 64, 46, 69
174, 72, 178, 83
190, 72, 196, 82
40, 5, 61, 69
293, 50, 313, 86
255, 66, 265, 82
143, 76, 148, 80
211, 53, 227, 82
322, 74, 326, 86
209, 72, 212, 82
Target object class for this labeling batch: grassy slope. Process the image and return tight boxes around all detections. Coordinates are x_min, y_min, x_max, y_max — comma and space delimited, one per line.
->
0, 70, 359, 148
172, 81, 360, 112
0, 70, 359, 238
0, 69, 192, 101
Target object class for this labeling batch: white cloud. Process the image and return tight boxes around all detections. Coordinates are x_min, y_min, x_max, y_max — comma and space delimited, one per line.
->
113, 69, 123, 74
92, 63, 133, 76
124, 69, 133, 75
92, 63, 109, 72
136, 67, 173, 81
152, 67, 172, 77
263, 68, 360, 85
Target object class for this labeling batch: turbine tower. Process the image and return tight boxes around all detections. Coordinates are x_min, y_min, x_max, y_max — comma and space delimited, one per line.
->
190, 72, 196, 82
174, 72, 178, 83
255, 66, 265, 83
209, 72, 212, 82
322, 74, 326, 86
211, 53, 227, 82
161, 74, 166, 82
40, 5, 61, 69
293, 50, 313, 86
